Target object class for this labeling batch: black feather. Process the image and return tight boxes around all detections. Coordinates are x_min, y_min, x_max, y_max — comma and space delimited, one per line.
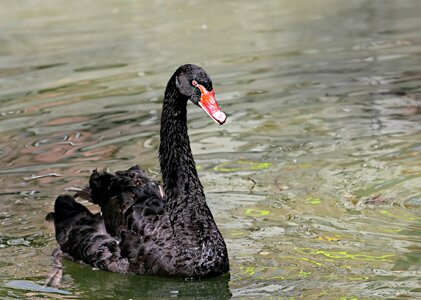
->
47, 64, 229, 279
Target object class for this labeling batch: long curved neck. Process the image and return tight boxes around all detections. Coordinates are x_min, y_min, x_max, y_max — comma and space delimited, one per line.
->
159, 79, 224, 249
158, 77, 229, 272
159, 79, 205, 204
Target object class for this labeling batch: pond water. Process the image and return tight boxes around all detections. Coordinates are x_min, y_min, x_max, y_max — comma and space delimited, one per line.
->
1, 0, 420, 299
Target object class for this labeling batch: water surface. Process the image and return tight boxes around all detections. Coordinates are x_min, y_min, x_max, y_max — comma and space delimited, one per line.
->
0, 0, 420, 299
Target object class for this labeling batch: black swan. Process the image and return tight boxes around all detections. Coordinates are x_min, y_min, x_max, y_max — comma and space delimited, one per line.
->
46, 64, 229, 280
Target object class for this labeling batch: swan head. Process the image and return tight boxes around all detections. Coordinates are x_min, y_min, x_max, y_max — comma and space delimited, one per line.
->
174, 64, 227, 125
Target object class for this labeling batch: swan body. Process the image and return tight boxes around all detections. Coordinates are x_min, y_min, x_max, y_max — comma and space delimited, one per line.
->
47, 64, 229, 278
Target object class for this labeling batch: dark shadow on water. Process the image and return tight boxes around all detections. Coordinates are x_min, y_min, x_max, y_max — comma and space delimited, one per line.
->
62, 260, 232, 299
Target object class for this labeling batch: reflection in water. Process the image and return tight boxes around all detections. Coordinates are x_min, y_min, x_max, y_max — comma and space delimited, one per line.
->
0, 0, 421, 298
61, 262, 231, 299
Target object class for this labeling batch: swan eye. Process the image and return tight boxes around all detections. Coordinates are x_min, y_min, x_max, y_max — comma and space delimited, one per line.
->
192, 80, 198, 87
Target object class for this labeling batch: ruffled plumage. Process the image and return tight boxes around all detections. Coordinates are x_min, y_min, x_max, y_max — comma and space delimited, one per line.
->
47, 64, 229, 279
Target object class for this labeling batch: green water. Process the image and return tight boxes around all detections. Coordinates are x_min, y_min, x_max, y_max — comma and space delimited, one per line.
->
1, 0, 420, 299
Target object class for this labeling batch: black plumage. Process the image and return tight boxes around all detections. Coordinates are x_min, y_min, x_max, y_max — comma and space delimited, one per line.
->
47, 64, 229, 279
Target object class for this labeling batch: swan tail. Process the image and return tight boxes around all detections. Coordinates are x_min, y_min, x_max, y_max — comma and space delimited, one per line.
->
46, 195, 130, 273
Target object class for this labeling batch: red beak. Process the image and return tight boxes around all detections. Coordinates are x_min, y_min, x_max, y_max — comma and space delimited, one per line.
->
196, 84, 227, 125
